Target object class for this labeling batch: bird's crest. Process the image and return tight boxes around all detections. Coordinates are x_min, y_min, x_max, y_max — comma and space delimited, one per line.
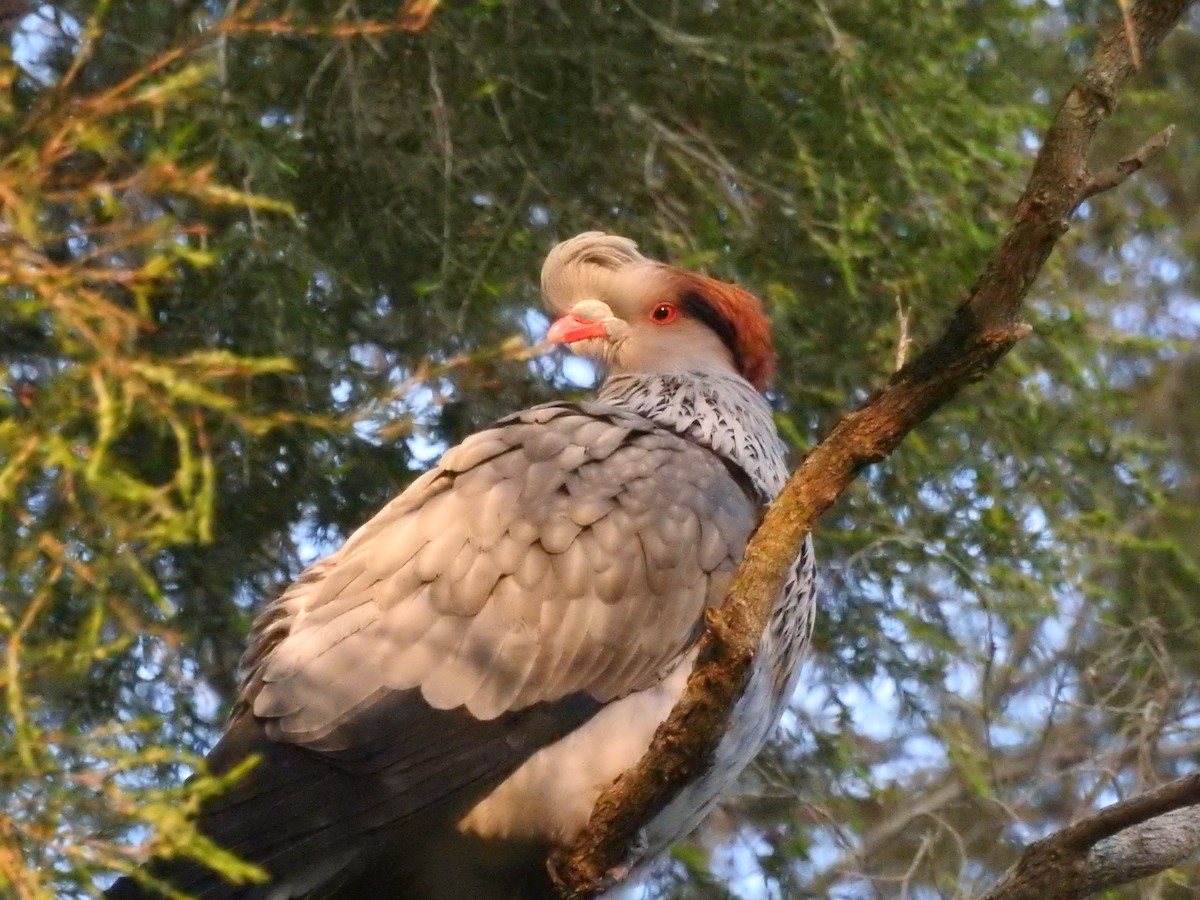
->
541, 231, 645, 315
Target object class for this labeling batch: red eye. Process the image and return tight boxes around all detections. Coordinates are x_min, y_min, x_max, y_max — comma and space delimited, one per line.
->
650, 303, 678, 324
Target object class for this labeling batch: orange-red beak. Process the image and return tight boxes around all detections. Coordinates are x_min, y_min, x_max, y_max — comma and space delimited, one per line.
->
546, 313, 607, 345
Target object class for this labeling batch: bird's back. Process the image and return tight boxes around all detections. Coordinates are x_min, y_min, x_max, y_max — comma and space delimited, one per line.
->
108, 397, 782, 899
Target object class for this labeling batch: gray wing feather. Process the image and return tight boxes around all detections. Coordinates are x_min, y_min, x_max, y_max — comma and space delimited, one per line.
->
242, 402, 757, 750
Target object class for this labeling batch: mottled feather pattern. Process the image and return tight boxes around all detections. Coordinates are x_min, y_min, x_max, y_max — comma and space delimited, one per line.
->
590, 364, 817, 857
455, 357, 816, 857
597, 368, 787, 501
239, 401, 760, 746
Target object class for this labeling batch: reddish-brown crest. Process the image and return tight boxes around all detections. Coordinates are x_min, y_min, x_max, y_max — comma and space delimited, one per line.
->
662, 268, 776, 392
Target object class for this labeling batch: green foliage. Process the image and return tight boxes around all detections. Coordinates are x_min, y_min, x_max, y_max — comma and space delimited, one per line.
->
1, 1, 1198, 897
0, 14, 306, 896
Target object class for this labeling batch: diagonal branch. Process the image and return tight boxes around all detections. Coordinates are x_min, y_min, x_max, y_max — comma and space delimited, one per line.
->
979, 771, 1200, 899
1080, 804, 1200, 894
548, 0, 1196, 895
1080, 124, 1175, 201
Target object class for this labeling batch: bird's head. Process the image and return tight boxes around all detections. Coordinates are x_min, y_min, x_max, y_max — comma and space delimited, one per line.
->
541, 232, 775, 392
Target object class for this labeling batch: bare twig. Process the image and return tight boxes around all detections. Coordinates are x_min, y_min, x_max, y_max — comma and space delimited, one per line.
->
894, 297, 912, 371
548, 0, 1195, 895
399, 0, 441, 32
221, 0, 441, 36
1080, 124, 1175, 200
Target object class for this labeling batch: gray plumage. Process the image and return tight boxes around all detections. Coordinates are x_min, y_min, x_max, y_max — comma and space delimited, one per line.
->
247, 404, 754, 737
107, 232, 817, 900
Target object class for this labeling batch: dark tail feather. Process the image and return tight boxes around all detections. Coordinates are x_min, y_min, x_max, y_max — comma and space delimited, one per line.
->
101, 692, 599, 898
104, 875, 149, 899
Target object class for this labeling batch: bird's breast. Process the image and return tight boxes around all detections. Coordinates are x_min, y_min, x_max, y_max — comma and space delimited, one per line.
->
453, 628, 801, 859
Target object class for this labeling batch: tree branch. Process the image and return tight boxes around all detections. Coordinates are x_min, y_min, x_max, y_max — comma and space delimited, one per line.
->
1081, 805, 1200, 894
0, 0, 30, 44
979, 772, 1200, 899
1080, 124, 1175, 200
548, 0, 1196, 896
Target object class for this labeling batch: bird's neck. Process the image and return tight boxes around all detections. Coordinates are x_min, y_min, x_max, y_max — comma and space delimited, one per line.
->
597, 369, 788, 502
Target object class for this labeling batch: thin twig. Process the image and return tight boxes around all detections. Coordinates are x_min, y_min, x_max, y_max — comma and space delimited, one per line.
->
1080, 124, 1175, 200
894, 297, 912, 371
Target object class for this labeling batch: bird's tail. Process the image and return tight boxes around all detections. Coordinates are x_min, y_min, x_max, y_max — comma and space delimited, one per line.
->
103, 874, 158, 899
